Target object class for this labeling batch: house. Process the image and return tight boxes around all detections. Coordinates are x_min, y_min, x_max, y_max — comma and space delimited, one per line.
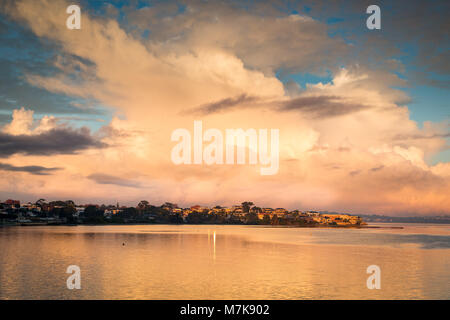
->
190, 205, 208, 212
274, 208, 288, 216
3, 199, 20, 208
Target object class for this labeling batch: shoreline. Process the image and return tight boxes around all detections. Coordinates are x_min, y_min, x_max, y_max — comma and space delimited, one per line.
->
0, 222, 404, 229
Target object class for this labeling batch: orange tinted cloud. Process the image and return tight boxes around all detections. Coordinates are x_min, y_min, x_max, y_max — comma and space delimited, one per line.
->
1, 0, 448, 215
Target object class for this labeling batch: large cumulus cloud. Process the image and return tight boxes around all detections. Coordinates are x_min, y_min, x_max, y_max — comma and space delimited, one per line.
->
0, 0, 448, 215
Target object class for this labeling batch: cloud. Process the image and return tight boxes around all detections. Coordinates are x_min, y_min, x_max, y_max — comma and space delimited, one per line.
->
2, 106, 60, 135
0, 107, 106, 157
191, 93, 370, 119
0, 0, 448, 215
0, 162, 61, 175
279, 95, 369, 118
127, 1, 349, 75
370, 165, 384, 172
393, 132, 450, 141
349, 170, 360, 176
0, 14, 106, 120
0, 127, 105, 157
298, 0, 450, 88
2, 107, 34, 135
190, 94, 259, 115
87, 173, 142, 188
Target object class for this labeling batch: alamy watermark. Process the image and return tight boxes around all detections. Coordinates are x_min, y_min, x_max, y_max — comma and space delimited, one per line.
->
66, 5, 81, 30
366, 5, 381, 30
66, 265, 81, 289
366, 265, 381, 289
171, 121, 279, 175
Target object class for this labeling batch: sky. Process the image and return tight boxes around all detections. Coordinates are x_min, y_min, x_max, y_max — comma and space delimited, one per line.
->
0, 0, 449, 215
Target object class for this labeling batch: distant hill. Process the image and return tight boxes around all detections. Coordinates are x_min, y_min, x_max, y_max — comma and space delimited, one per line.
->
358, 215, 450, 224
317, 211, 450, 224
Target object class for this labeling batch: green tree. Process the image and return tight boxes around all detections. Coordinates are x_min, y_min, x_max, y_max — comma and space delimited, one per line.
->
262, 215, 271, 225
35, 199, 46, 206
251, 206, 262, 213
65, 200, 75, 207
122, 207, 137, 218
271, 215, 280, 225
241, 202, 254, 213
84, 205, 95, 217
137, 200, 150, 210
162, 202, 177, 209
245, 212, 259, 224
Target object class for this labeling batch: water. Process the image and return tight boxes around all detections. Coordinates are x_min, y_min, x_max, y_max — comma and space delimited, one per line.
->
0, 224, 449, 299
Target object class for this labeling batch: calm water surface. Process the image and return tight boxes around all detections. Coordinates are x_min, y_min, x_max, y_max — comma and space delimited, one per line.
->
0, 223, 449, 299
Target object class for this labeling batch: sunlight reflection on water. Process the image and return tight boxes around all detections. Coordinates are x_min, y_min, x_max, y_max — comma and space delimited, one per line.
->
0, 224, 448, 299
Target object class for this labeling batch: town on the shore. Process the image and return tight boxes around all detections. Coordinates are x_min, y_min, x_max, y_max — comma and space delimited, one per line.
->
0, 199, 365, 227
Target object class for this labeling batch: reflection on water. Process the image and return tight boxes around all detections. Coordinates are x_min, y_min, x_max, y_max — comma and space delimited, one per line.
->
0, 224, 449, 299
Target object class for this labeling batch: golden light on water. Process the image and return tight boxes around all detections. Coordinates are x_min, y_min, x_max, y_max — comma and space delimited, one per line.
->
0, 225, 449, 299
213, 230, 216, 261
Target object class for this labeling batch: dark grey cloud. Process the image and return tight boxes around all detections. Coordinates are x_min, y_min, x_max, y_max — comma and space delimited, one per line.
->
370, 165, 384, 172
192, 94, 369, 118
0, 162, 61, 175
279, 96, 368, 118
0, 127, 106, 157
190, 94, 259, 115
87, 174, 141, 188
349, 170, 360, 176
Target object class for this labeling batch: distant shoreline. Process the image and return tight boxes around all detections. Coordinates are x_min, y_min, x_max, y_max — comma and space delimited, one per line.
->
0, 222, 408, 229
